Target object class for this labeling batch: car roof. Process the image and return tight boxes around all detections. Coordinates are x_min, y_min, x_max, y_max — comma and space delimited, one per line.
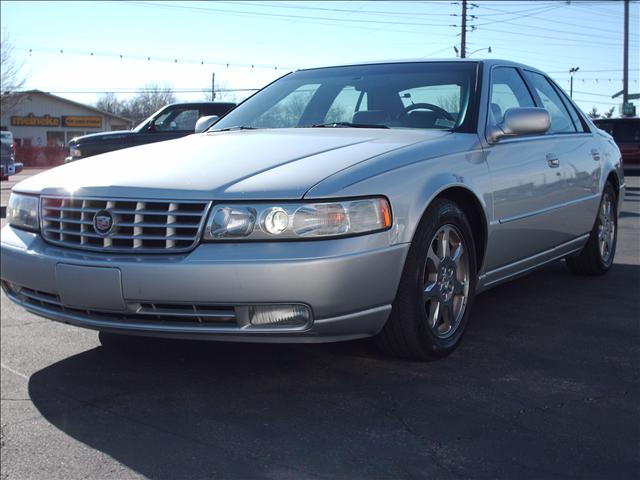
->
298, 58, 546, 75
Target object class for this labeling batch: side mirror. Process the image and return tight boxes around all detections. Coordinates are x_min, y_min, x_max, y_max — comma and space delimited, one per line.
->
487, 107, 550, 144
195, 115, 220, 133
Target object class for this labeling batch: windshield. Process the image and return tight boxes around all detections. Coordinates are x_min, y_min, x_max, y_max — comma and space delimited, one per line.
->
133, 107, 165, 132
212, 62, 478, 131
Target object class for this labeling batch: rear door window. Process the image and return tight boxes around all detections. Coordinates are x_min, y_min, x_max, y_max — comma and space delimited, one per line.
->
524, 71, 577, 134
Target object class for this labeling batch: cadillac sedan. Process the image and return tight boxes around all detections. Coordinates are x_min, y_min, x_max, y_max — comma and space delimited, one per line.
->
0, 60, 624, 360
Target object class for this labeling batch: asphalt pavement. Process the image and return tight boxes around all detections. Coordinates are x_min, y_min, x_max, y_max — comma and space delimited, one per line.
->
1, 171, 638, 479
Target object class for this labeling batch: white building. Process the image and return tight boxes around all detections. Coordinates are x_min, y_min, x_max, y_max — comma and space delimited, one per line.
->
0, 90, 132, 147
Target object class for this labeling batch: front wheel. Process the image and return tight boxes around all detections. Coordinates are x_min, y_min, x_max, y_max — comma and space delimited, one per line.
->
566, 182, 618, 276
375, 199, 477, 361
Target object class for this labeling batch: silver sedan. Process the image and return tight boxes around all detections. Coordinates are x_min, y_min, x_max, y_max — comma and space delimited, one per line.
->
0, 59, 624, 360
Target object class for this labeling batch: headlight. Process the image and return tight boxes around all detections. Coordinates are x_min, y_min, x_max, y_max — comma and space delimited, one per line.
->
71, 147, 82, 158
204, 197, 391, 240
7, 193, 39, 231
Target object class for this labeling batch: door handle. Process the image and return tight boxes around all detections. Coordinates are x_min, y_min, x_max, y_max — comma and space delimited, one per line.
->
546, 153, 560, 168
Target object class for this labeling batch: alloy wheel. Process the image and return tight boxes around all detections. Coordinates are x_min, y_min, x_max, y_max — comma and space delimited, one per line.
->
598, 192, 616, 265
422, 224, 470, 339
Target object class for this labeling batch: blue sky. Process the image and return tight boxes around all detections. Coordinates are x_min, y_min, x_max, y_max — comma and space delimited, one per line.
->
1, 0, 638, 116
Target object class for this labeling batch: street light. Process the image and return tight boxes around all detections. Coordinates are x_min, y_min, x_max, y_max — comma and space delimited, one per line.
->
468, 46, 492, 57
569, 66, 580, 98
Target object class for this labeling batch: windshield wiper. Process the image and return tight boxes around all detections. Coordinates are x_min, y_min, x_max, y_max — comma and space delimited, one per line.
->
303, 122, 389, 129
213, 125, 258, 132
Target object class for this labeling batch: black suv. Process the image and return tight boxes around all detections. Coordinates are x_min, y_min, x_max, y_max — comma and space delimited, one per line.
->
66, 102, 235, 162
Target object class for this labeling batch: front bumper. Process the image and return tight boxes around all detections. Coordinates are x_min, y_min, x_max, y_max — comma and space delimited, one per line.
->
1, 163, 16, 177
0, 225, 408, 342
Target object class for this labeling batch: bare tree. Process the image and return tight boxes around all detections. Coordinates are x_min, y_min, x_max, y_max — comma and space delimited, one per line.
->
201, 79, 238, 103
437, 94, 460, 114
587, 107, 600, 119
120, 84, 177, 125
604, 106, 615, 118
95, 92, 124, 116
1, 32, 27, 113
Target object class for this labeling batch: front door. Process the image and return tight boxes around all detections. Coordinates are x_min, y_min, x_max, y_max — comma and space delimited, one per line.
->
482, 66, 580, 273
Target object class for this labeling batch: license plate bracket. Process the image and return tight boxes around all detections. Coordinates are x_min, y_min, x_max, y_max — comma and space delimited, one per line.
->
55, 264, 126, 312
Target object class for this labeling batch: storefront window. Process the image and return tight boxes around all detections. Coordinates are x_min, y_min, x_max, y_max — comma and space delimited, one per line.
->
46, 131, 65, 147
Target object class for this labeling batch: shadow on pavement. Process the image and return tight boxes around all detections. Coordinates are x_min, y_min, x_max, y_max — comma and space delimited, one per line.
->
28, 261, 639, 479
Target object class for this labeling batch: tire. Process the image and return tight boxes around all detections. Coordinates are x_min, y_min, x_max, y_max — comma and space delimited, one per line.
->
566, 182, 618, 276
375, 198, 477, 361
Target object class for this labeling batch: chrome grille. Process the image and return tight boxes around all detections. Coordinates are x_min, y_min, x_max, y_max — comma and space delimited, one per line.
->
41, 196, 210, 253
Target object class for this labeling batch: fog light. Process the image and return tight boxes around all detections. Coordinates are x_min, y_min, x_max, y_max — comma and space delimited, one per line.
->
248, 304, 310, 327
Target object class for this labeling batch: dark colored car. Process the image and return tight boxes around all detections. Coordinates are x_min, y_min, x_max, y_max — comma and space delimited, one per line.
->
1, 131, 22, 181
66, 102, 236, 162
594, 117, 640, 171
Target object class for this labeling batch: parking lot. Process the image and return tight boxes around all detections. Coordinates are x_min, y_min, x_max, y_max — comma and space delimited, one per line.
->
1, 170, 638, 479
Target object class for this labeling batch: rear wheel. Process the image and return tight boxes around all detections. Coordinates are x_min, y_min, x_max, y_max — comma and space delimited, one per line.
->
375, 199, 477, 361
566, 182, 617, 276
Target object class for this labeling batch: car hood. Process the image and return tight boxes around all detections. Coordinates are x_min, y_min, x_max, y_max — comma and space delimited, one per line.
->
16, 128, 450, 200
70, 130, 135, 144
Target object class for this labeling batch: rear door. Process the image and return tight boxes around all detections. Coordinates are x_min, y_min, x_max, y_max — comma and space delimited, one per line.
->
521, 70, 601, 235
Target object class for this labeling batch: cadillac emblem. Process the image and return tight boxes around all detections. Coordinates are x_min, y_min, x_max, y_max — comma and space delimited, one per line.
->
93, 210, 114, 236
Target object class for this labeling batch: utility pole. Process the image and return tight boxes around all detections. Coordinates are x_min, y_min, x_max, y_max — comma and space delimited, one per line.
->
623, 0, 629, 106
211, 72, 216, 101
460, 0, 467, 58
569, 67, 579, 98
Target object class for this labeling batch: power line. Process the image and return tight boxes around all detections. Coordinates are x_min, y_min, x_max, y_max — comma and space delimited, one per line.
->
474, 26, 630, 47
16, 46, 297, 70
547, 68, 640, 73
12, 88, 261, 94
422, 45, 456, 58
214, 1, 457, 17
468, 33, 628, 49
474, 4, 564, 26
476, 5, 628, 35
572, 2, 639, 20
477, 1, 631, 26
573, 98, 620, 105
9, 31, 448, 46
572, 90, 624, 97
120, 1, 455, 29
474, 17, 638, 44
108, 0, 459, 38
